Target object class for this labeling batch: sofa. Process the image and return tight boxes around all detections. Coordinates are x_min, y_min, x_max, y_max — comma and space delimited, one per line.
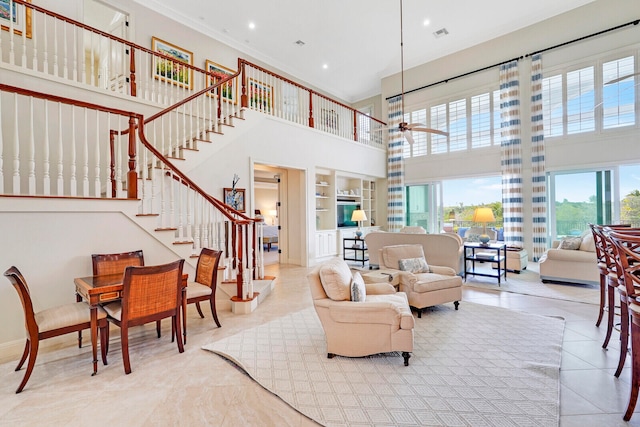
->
378, 244, 462, 318
539, 232, 599, 285
365, 232, 463, 274
308, 258, 414, 365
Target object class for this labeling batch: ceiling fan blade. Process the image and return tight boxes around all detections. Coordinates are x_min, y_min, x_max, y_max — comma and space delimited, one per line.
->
605, 72, 640, 85
411, 127, 450, 137
405, 123, 426, 130
403, 130, 415, 145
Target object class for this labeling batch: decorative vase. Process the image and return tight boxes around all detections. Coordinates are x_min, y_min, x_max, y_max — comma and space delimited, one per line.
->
355, 230, 363, 239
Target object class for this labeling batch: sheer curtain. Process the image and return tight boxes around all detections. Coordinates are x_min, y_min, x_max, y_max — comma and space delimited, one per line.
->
499, 60, 524, 247
530, 54, 547, 261
387, 96, 405, 232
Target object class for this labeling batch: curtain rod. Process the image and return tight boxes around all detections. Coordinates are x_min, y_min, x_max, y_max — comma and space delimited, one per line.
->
386, 18, 640, 101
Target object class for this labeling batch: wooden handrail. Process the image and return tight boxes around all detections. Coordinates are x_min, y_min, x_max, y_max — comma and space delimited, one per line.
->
238, 59, 387, 127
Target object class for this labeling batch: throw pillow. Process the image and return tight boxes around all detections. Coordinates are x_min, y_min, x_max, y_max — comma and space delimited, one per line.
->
350, 271, 366, 302
558, 236, 582, 250
398, 257, 430, 274
466, 233, 481, 243
579, 233, 596, 252
318, 258, 352, 301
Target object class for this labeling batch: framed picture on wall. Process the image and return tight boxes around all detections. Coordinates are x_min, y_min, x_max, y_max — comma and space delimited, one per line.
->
205, 60, 237, 104
151, 37, 193, 90
223, 187, 246, 213
0, 0, 32, 38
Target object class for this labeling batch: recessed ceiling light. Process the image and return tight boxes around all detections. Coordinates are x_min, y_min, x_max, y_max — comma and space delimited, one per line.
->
248, 22, 256, 30
323, 64, 328, 69
423, 19, 430, 27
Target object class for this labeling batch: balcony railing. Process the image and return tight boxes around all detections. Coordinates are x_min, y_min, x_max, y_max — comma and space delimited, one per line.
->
1, 0, 387, 148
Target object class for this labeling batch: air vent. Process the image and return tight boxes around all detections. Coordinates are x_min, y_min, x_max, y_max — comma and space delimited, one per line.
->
433, 28, 449, 38
295, 40, 306, 46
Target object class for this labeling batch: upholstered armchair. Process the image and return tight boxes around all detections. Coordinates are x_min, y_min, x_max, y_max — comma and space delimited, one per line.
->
379, 244, 462, 318
308, 258, 414, 366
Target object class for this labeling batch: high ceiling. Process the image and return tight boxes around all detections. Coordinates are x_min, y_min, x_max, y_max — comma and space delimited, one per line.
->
135, 0, 595, 103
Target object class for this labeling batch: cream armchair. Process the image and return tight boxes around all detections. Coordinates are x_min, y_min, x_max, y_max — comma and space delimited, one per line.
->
379, 244, 462, 318
308, 258, 414, 366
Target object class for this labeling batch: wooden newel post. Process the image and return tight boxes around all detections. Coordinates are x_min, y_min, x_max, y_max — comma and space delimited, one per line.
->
309, 89, 314, 128
240, 62, 248, 109
353, 110, 358, 141
129, 46, 137, 97
109, 130, 116, 198
127, 116, 137, 199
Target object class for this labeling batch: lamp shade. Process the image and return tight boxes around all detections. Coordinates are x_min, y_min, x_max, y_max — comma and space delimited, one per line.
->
351, 209, 367, 222
472, 207, 495, 223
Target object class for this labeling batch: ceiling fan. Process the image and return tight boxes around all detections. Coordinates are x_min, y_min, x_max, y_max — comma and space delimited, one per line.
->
385, 0, 449, 145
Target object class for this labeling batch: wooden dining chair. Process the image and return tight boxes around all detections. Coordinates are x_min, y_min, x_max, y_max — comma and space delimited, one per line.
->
4, 266, 109, 393
179, 248, 222, 344
103, 259, 185, 374
608, 231, 640, 421
89, 250, 156, 351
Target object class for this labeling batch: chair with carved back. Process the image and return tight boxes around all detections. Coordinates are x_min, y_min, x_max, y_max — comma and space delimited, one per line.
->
180, 248, 222, 344
608, 230, 640, 421
3, 266, 109, 393
103, 259, 185, 374
592, 225, 632, 350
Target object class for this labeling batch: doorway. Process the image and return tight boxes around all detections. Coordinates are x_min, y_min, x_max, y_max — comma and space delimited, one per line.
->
253, 164, 306, 266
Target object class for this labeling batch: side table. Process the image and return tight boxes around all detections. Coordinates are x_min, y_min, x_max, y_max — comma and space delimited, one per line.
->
464, 242, 507, 285
343, 237, 368, 267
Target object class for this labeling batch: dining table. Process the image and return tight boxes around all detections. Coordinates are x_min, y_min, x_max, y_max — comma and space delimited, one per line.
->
74, 272, 188, 376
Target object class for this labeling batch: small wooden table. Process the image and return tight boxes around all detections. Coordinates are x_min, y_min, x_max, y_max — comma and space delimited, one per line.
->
75, 272, 187, 376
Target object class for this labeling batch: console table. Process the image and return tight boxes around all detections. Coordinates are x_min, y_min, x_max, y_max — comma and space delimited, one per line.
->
343, 238, 368, 267
464, 242, 507, 285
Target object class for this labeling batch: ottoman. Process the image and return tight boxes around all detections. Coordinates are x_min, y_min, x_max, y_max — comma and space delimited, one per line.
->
506, 248, 528, 273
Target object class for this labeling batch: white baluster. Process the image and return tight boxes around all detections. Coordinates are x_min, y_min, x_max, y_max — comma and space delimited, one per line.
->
151, 121, 157, 214
31, 10, 37, 72
63, 20, 68, 79
159, 160, 166, 228
94, 111, 100, 197
43, 13, 48, 73
9, 0, 15, 65
70, 106, 77, 196
53, 16, 59, 77
202, 200, 209, 249
27, 98, 35, 194
20, 3, 26, 68
72, 25, 78, 82
57, 102, 64, 195
81, 108, 89, 196
176, 179, 184, 240
193, 193, 201, 251
81, 28, 86, 84
169, 170, 175, 229
43, 100, 50, 195
12, 93, 20, 194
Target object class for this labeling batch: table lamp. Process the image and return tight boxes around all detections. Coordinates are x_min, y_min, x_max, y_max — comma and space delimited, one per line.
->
351, 209, 367, 239
472, 207, 495, 246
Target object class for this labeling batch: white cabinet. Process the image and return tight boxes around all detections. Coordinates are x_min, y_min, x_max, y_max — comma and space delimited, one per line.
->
316, 231, 337, 258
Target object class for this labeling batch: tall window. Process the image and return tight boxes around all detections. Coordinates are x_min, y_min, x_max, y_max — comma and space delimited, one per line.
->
542, 74, 563, 137
471, 93, 491, 148
603, 56, 635, 129
566, 66, 595, 134
449, 99, 467, 151
430, 104, 448, 154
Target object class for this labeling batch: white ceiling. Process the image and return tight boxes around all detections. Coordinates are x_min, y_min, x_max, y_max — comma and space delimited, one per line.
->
135, 0, 595, 103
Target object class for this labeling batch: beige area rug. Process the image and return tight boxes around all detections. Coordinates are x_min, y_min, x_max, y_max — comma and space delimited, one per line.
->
463, 262, 599, 305
203, 303, 564, 427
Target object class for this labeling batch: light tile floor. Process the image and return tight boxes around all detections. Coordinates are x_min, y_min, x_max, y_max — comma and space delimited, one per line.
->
0, 262, 638, 426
